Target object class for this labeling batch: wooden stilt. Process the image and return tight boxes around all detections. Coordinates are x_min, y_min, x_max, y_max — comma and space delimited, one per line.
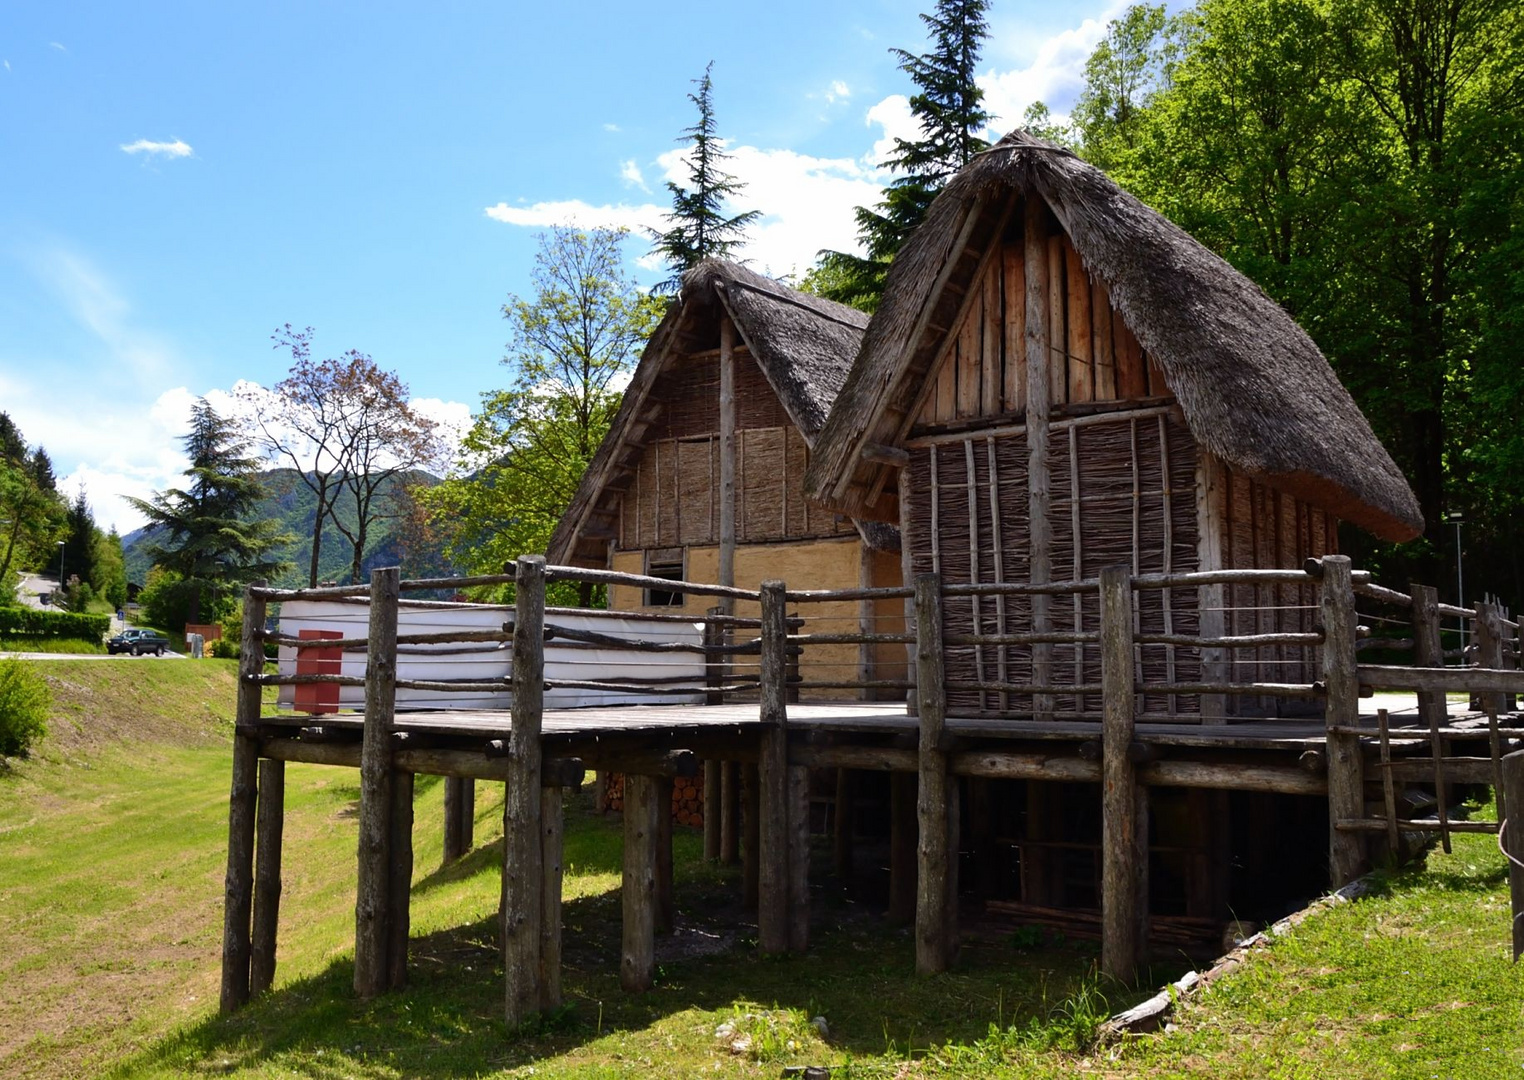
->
443, 776, 474, 862
914, 572, 954, 974
889, 771, 917, 925
504, 555, 546, 1025
540, 785, 564, 1010
656, 776, 675, 934
758, 579, 792, 954
354, 567, 398, 1000
742, 762, 760, 908
1319, 555, 1366, 886
220, 583, 267, 1013
721, 761, 741, 865
386, 770, 414, 991
621, 773, 658, 991
1100, 564, 1143, 983
832, 768, 854, 881
703, 760, 722, 861
1503, 750, 1524, 961
788, 764, 810, 953
250, 757, 285, 996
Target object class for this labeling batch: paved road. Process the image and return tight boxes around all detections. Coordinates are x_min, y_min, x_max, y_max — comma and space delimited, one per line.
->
0, 650, 185, 661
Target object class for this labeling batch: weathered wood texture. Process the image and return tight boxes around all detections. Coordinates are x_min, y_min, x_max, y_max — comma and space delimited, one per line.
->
1503, 750, 1524, 961
1025, 199, 1054, 723
621, 773, 658, 991
387, 770, 414, 991
354, 567, 398, 1000
443, 776, 474, 863
1100, 566, 1144, 982
757, 580, 792, 953
1320, 556, 1367, 886
540, 786, 564, 1009
249, 757, 284, 996
915, 573, 955, 973
504, 555, 546, 1024
220, 582, 267, 1013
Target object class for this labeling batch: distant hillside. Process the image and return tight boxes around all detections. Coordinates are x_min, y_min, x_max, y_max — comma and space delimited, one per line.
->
123, 468, 456, 589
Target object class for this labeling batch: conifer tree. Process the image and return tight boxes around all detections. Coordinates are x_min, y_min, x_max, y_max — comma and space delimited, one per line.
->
128, 399, 289, 625
811, 0, 992, 311
650, 62, 760, 293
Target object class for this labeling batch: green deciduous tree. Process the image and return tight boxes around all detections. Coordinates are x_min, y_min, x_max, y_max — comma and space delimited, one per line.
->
650, 63, 761, 293
425, 226, 662, 603
814, 0, 992, 311
128, 400, 290, 626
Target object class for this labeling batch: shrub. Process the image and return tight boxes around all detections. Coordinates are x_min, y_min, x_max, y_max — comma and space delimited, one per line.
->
0, 607, 110, 643
0, 658, 50, 757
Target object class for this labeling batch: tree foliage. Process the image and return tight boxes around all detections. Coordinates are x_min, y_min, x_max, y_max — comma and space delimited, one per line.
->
424, 227, 662, 602
128, 400, 290, 626
813, 0, 992, 311
0, 657, 49, 759
0, 413, 66, 599
650, 63, 761, 293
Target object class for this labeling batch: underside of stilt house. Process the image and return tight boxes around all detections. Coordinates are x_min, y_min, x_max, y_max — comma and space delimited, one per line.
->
805, 130, 1424, 722
548, 259, 906, 695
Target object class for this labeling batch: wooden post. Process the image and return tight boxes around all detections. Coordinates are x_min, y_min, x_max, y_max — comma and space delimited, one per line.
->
1100, 565, 1143, 983
718, 318, 737, 615
703, 610, 725, 707
504, 555, 545, 1025
1196, 454, 1228, 723
1503, 749, 1524, 961
742, 762, 760, 907
1024, 196, 1054, 722
899, 467, 919, 717
1477, 601, 1505, 716
655, 776, 675, 934
888, 771, 917, 925
621, 773, 658, 991
249, 757, 284, 996
354, 567, 398, 1000
788, 764, 811, 953
221, 582, 267, 1013
443, 776, 475, 863
832, 768, 854, 881
1412, 585, 1447, 734
721, 761, 741, 865
757, 579, 791, 953
703, 761, 722, 861
386, 769, 414, 991
1319, 555, 1367, 886
540, 785, 564, 1010
914, 572, 954, 974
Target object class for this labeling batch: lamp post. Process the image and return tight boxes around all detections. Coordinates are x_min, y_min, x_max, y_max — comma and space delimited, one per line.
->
56, 540, 65, 594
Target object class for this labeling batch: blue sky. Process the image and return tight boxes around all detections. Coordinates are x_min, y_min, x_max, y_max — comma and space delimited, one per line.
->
1, 0, 1129, 533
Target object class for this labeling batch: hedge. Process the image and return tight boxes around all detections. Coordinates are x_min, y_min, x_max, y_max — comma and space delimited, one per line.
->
0, 607, 111, 643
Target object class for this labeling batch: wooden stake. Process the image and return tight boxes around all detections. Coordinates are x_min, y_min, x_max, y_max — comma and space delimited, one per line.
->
914, 572, 954, 973
220, 582, 267, 1013
1100, 565, 1142, 983
1025, 197, 1054, 722
504, 555, 545, 1025
621, 773, 658, 991
1320, 555, 1367, 886
250, 757, 284, 996
354, 567, 398, 1000
758, 580, 791, 953
386, 769, 413, 992
540, 785, 564, 1010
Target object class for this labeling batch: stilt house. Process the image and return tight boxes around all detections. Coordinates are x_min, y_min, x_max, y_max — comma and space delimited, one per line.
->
549, 259, 905, 694
805, 130, 1423, 720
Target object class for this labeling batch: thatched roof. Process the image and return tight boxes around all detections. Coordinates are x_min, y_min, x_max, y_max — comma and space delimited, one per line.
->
547, 259, 896, 566
804, 130, 1424, 543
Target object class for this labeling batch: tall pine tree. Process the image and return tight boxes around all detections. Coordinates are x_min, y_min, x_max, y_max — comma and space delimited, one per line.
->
811, 0, 992, 311
650, 63, 760, 293
128, 399, 289, 626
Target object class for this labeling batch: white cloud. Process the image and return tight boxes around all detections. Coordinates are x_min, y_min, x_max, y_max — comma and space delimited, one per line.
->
603, 122, 621, 133
49, 42, 65, 52
30, 248, 176, 380
978, 2, 1127, 129
865, 94, 918, 167
619, 159, 649, 192
120, 138, 194, 158
484, 199, 666, 236
826, 80, 851, 103
4, 60, 10, 73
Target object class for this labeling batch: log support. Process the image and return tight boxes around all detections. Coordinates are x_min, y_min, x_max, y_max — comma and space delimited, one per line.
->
703, 760, 722, 861
757, 580, 798, 953
721, 760, 741, 865
1503, 750, 1524, 962
443, 776, 475, 863
656, 776, 675, 934
621, 773, 659, 991
1100, 565, 1145, 983
541, 786, 565, 1009
914, 572, 955, 973
250, 757, 285, 996
220, 583, 268, 1013
889, 772, 917, 925
387, 770, 414, 992
1319, 555, 1367, 886
354, 567, 399, 999
504, 555, 546, 1025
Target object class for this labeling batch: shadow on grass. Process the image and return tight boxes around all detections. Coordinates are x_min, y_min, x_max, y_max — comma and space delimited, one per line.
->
115, 859, 1133, 1078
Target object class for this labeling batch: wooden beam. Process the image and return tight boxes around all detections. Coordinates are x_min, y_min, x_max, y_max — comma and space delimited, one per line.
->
220, 582, 267, 1014
620, 773, 658, 991
504, 555, 546, 1025
354, 567, 398, 1000
757, 580, 791, 953
862, 442, 911, 467
914, 572, 954, 974
1100, 565, 1143, 983
1320, 556, 1367, 886
249, 757, 284, 997
1025, 197, 1054, 722
718, 316, 737, 614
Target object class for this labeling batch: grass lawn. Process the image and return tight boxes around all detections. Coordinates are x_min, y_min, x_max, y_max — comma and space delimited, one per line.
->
1, 659, 1521, 1077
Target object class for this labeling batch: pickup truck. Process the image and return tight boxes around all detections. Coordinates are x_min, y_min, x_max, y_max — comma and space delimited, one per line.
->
107, 628, 171, 656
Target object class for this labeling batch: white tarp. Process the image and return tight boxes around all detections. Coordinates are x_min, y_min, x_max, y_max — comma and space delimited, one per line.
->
276, 599, 705, 712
